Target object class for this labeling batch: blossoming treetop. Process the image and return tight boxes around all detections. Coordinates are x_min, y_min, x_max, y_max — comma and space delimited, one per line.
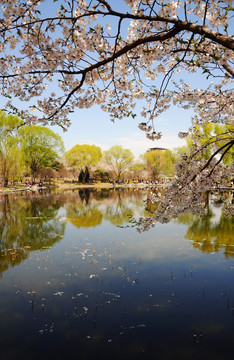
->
0, 0, 232, 132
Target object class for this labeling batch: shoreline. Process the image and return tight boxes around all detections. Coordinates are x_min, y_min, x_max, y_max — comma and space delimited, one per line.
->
0, 181, 157, 194
1, 182, 232, 194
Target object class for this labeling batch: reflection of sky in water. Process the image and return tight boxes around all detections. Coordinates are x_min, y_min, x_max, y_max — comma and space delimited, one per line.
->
0, 190, 234, 360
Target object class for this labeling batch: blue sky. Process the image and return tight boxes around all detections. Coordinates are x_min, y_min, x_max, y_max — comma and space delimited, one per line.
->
50, 102, 191, 158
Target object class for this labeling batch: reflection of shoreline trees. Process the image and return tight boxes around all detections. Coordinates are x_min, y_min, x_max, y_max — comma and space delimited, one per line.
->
66, 202, 103, 228
0, 194, 66, 276
1, 189, 233, 278
65, 188, 147, 228
105, 199, 133, 226
175, 201, 234, 257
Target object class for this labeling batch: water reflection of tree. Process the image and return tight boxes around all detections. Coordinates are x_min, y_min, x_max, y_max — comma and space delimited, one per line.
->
65, 189, 147, 228
176, 204, 234, 257
0, 194, 66, 276
101, 189, 146, 226
78, 189, 90, 204
103, 190, 132, 226
66, 203, 103, 228
105, 202, 133, 226
0, 189, 149, 274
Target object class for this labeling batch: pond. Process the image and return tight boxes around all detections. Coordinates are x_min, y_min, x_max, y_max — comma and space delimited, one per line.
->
0, 188, 233, 360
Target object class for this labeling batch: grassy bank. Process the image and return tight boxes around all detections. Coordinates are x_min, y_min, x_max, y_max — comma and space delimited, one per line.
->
0, 181, 153, 193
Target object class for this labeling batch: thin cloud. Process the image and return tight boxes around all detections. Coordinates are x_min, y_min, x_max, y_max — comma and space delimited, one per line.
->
112, 132, 186, 157
62, 131, 186, 158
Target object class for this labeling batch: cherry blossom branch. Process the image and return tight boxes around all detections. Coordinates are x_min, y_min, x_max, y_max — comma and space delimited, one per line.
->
38, 26, 182, 120
1, 5, 233, 50
203, 0, 210, 26
0, 0, 233, 140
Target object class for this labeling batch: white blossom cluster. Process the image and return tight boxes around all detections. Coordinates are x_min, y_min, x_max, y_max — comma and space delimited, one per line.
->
137, 128, 234, 230
0, 0, 232, 128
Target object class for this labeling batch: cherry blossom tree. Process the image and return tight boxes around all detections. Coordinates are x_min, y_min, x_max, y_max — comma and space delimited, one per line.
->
0, 0, 232, 127
0, 0, 233, 221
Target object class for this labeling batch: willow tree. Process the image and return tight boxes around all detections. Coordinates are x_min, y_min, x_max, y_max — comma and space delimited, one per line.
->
0, 0, 233, 219
19, 126, 65, 181
0, 111, 25, 184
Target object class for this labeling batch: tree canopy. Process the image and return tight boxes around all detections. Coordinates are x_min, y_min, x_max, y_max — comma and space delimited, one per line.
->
104, 145, 134, 180
0, 111, 65, 182
19, 125, 65, 180
186, 123, 234, 165
0, 111, 25, 183
144, 149, 175, 179
65, 144, 102, 171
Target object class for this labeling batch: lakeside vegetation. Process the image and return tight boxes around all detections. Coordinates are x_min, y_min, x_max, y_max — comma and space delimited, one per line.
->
0, 110, 177, 190
1, 110, 233, 194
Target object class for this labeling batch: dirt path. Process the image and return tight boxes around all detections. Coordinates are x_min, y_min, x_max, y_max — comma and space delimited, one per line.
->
0, 181, 153, 194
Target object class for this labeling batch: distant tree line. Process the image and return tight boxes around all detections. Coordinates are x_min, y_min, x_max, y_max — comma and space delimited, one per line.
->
65, 143, 175, 183
2, 111, 230, 187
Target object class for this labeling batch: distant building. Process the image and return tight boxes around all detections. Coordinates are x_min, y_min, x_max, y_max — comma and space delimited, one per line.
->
147, 147, 167, 152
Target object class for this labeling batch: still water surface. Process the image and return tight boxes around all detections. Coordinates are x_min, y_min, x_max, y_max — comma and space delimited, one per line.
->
0, 188, 233, 360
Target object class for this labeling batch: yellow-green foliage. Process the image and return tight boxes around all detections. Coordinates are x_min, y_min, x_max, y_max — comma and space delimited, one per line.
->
65, 144, 102, 170
0, 111, 25, 181
0, 111, 65, 182
144, 149, 175, 179
186, 123, 234, 163
103, 145, 134, 180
